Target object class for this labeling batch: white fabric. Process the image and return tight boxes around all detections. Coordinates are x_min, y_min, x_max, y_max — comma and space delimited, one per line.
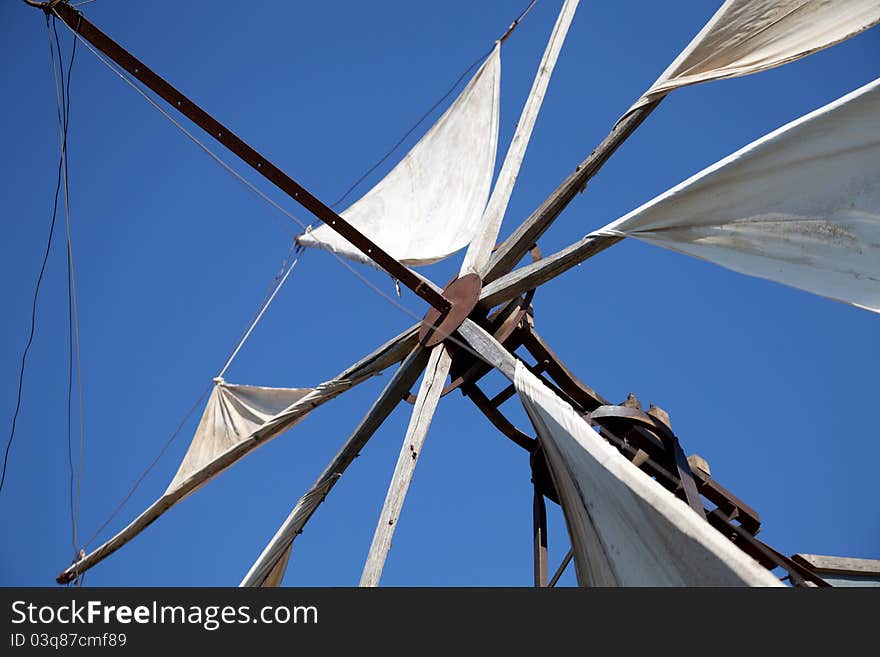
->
630, 0, 880, 112
260, 544, 293, 588
515, 361, 783, 587
167, 379, 312, 494
241, 474, 340, 587
297, 46, 501, 267
461, 0, 580, 275
597, 78, 880, 313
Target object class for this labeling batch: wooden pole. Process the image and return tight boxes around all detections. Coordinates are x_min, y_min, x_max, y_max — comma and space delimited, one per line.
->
478, 234, 624, 310
480, 98, 663, 286
359, 346, 453, 586
533, 484, 548, 587
461, 0, 580, 275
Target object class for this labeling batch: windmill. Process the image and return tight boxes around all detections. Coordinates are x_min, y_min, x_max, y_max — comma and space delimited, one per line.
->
7, 0, 879, 587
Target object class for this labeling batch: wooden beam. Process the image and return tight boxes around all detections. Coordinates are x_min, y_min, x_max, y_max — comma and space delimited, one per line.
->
480, 98, 662, 286
240, 344, 430, 587
479, 234, 623, 310
533, 485, 549, 587
360, 345, 453, 586
461, 0, 580, 274
456, 318, 518, 381
792, 554, 880, 576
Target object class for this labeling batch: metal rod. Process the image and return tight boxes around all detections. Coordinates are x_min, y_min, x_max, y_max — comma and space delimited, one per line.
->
48, 1, 450, 313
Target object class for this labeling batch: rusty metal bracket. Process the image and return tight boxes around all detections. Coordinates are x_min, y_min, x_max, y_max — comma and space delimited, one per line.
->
418, 274, 482, 347
590, 405, 705, 517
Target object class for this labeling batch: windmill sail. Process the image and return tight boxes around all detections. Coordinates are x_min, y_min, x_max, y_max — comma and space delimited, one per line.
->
629, 0, 880, 112
594, 77, 880, 313
56, 380, 323, 583
166, 379, 313, 495
296, 45, 501, 267
515, 362, 782, 587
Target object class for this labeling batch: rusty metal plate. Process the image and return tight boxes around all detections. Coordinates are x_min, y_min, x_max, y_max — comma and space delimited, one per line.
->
418, 273, 482, 347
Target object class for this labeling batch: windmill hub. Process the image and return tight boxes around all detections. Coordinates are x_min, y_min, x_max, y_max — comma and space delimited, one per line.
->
418, 273, 483, 347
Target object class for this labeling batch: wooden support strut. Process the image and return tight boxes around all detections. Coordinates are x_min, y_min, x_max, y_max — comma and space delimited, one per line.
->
47, 1, 450, 314
532, 483, 548, 587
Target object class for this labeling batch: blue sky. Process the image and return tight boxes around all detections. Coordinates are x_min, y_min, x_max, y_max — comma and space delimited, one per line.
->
1, 0, 877, 587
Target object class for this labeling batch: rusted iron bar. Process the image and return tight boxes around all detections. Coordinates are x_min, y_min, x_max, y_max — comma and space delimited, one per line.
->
548, 548, 573, 587
48, 1, 450, 313
518, 327, 605, 409
590, 405, 705, 517
462, 383, 537, 452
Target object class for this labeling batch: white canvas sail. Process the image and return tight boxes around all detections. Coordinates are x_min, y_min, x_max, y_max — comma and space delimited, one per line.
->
514, 361, 783, 587
166, 379, 313, 494
296, 45, 501, 267
595, 77, 880, 313
628, 0, 880, 112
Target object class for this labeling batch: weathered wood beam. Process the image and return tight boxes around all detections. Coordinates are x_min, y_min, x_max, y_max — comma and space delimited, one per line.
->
240, 344, 430, 587
360, 345, 453, 586
479, 234, 623, 310
456, 318, 518, 381
461, 0, 580, 274
533, 485, 549, 587
481, 98, 662, 286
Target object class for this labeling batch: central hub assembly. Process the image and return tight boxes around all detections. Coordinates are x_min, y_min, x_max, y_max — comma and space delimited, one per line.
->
418, 273, 482, 347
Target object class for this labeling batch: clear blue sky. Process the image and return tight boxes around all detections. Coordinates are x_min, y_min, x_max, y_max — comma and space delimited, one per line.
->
1, 0, 877, 587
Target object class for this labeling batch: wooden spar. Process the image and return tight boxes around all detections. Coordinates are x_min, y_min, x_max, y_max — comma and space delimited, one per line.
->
359, 346, 453, 586
47, 1, 450, 314
457, 318, 518, 380
460, 0, 580, 275
56, 324, 420, 584
478, 234, 625, 310
533, 484, 548, 587
480, 97, 663, 286
240, 344, 431, 587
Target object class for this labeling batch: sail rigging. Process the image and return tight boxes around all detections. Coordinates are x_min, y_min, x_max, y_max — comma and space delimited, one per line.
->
594, 77, 880, 313
296, 45, 502, 267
